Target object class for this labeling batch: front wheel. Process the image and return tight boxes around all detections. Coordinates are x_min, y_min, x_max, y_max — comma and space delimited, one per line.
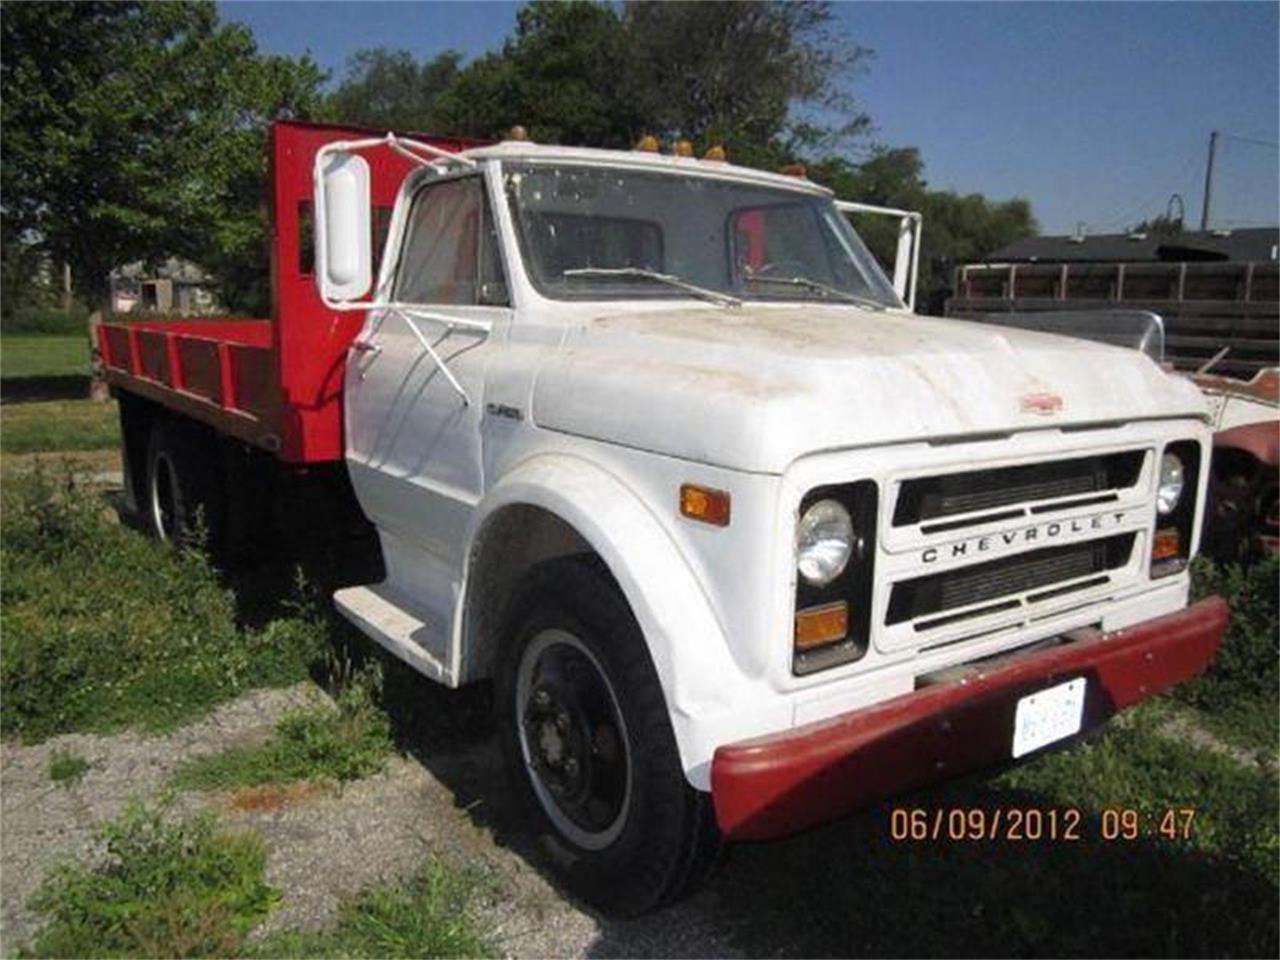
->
496, 556, 720, 915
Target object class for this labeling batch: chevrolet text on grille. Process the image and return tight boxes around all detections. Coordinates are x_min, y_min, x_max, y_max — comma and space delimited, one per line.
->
921, 511, 1130, 564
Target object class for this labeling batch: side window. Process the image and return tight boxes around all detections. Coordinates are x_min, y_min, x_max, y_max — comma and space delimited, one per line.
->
393, 177, 508, 306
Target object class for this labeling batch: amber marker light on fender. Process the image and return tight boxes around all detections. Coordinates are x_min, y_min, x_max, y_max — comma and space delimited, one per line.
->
679, 484, 731, 526
1152, 527, 1182, 561
795, 601, 849, 651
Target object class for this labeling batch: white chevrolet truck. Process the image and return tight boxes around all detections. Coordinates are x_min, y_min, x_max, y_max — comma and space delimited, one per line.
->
101, 121, 1228, 914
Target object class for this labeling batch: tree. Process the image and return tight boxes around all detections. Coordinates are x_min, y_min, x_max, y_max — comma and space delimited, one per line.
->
621, 0, 870, 165
326, 48, 464, 132
335, 0, 871, 162
1, 1, 326, 314
427, 1, 642, 146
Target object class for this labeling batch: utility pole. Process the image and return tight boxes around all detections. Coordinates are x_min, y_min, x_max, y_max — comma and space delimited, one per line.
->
1199, 130, 1219, 231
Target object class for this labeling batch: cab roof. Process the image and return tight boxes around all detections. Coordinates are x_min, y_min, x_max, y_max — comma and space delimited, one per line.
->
458, 139, 833, 197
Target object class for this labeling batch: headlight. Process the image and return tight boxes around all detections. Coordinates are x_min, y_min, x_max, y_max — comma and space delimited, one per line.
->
797, 499, 855, 586
1157, 451, 1185, 515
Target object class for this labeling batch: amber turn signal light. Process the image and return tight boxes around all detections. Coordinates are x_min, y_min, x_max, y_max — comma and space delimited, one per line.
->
1152, 527, 1181, 561
795, 601, 849, 651
679, 483, 731, 526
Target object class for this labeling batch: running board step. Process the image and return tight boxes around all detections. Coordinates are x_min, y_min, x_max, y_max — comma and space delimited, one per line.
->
333, 584, 455, 686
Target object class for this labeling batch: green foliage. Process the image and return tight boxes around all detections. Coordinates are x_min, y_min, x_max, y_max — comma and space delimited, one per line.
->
1176, 556, 1280, 750
327, 48, 465, 133
0, 336, 90, 380
1, 305, 91, 338
173, 666, 393, 790
251, 860, 493, 959
48, 749, 90, 786
1000, 702, 1278, 881
0, 400, 119, 454
331, 1, 869, 162
24, 801, 277, 958
1187, 555, 1279, 706
0, 469, 324, 741
1, 1, 327, 313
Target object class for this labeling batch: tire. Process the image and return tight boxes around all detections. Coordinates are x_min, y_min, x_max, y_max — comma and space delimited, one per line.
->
145, 419, 224, 551
495, 556, 720, 916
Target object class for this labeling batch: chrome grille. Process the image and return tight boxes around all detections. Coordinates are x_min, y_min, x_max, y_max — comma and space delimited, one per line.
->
893, 451, 1145, 529
886, 533, 1137, 629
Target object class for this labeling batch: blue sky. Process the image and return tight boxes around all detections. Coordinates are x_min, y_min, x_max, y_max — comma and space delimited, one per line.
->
219, 1, 1279, 235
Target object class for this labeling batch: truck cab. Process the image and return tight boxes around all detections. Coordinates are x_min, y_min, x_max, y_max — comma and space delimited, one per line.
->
103, 122, 1228, 915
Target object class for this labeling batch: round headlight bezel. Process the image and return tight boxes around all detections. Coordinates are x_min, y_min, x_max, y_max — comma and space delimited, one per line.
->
796, 498, 855, 587
1157, 451, 1186, 516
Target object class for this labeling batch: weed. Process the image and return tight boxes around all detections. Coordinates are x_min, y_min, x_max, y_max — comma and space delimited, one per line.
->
0, 468, 324, 741
1180, 555, 1279, 752
173, 664, 393, 791
250, 860, 494, 958
24, 801, 277, 958
47, 748, 90, 787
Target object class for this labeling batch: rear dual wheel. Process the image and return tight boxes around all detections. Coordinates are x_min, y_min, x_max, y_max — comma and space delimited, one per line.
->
144, 420, 224, 550
496, 556, 720, 916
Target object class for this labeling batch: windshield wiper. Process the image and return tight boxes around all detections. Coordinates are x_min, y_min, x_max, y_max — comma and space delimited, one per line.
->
743, 273, 889, 311
563, 267, 742, 308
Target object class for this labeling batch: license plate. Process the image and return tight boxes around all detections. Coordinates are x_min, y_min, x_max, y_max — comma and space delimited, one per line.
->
1012, 678, 1086, 758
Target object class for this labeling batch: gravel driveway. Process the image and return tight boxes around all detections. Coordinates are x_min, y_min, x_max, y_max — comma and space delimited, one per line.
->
0, 679, 745, 958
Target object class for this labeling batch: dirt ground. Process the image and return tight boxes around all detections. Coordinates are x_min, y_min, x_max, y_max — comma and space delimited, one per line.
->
0, 680, 749, 958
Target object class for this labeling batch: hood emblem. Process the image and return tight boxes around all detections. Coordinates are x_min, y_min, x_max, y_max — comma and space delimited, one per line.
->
1020, 391, 1064, 416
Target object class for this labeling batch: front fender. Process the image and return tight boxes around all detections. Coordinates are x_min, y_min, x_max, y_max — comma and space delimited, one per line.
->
466, 453, 758, 788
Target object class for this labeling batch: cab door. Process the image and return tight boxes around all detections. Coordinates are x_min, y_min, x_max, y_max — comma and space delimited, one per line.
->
345, 170, 512, 595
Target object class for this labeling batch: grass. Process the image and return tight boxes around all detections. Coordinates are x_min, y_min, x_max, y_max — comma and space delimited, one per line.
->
24, 802, 278, 959
0, 468, 325, 742
24, 802, 492, 960
173, 669, 393, 792
1178, 554, 1280, 754
1, 399, 119, 454
249, 861, 494, 959
47, 749, 90, 787
717, 700, 1278, 959
0, 335, 89, 380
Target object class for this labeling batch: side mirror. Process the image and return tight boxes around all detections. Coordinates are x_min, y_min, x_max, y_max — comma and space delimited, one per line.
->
314, 151, 372, 301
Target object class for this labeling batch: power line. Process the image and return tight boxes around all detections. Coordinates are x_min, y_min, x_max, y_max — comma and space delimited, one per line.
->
1087, 147, 1203, 233
1219, 132, 1279, 150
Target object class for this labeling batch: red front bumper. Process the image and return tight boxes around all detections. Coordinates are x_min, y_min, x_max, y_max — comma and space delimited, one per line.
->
711, 597, 1228, 841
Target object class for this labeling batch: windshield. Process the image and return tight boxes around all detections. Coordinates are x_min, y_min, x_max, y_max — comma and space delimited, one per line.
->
502, 162, 902, 308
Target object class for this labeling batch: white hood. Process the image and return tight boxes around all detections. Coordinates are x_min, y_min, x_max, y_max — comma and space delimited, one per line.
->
531, 305, 1208, 474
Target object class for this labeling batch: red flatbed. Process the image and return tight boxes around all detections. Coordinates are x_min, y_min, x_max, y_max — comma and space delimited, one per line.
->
98, 120, 485, 463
